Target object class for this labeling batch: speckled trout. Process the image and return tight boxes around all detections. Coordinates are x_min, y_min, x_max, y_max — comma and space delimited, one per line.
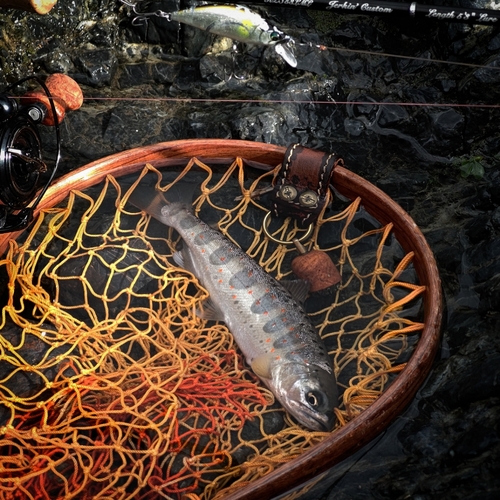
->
128, 183, 338, 431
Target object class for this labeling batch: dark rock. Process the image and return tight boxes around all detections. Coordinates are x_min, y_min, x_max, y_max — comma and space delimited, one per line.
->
74, 48, 118, 87
466, 237, 500, 271
376, 170, 430, 199
491, 207, 500, 229
465, 213, 494, 243
343, 117, 365, 137
378, 105, 409, 126
431, 108, 465, 140
460, 54, 500, 101
487, 33, 500, 51
116, 60, 180, 87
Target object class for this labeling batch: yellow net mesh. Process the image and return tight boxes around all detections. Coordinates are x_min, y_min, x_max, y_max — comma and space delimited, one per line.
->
0, 158, 425, 499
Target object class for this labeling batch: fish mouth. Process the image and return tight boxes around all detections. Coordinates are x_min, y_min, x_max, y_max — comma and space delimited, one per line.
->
310, 410, 336, 432
292, 407, 336, 432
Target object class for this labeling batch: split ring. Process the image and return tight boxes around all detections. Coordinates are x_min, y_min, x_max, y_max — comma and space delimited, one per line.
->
262, 211, 313, 245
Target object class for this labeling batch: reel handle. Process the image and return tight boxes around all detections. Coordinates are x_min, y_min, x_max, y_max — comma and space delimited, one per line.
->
0, 0, 57, 14
22, 74, 83, 126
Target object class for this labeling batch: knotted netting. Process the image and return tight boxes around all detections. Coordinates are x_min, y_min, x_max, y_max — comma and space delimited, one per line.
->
0, 158, 425, 499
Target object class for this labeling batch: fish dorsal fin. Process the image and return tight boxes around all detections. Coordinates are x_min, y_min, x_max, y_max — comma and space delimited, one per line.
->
275, 41, 297, 68
251, 354, 273, 379
196, 298, 225, 322
280, 279, 310, 304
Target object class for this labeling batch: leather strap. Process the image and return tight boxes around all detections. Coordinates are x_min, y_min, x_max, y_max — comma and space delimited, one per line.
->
272, 144, 343, 227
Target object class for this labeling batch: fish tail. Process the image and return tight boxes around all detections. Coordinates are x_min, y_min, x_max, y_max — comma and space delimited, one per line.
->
128, 181, 198, 225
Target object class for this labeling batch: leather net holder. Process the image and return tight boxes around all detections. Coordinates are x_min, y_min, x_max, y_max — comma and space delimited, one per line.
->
271, 143, 344, 227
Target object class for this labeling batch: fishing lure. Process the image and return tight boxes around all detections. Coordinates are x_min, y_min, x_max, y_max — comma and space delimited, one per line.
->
121, 1, 297, 67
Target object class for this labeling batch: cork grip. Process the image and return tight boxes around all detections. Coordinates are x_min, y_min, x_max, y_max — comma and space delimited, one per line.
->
0, 0, 57, 15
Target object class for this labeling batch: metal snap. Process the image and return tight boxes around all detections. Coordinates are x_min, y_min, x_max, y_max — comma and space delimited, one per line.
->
298, 190, 319, 208
278, 185, 297, 201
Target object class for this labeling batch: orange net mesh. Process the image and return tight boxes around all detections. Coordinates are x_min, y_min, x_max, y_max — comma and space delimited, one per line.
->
0, 158, 425, 499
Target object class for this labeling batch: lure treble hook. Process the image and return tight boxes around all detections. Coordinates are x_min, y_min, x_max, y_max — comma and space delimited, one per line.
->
120, 0, 170, 26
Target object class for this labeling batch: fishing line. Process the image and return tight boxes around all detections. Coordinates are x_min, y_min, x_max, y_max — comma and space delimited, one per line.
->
84, 96, 500, 109
314, 44, 500, 71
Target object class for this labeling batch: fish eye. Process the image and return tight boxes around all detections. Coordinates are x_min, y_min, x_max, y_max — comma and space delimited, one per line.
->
306, 390, 322, 408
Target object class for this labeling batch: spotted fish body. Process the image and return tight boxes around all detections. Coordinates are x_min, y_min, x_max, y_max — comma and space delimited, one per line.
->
129, 185, 338, 431
169, 5, 297, 67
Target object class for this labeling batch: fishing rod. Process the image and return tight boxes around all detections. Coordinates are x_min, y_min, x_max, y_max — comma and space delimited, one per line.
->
237, 0, 500, 25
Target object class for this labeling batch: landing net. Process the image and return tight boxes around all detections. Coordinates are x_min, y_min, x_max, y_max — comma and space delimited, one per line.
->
0, 158, 425, 499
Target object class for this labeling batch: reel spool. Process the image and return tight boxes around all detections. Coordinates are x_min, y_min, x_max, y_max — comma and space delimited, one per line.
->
0, 74, 83, 233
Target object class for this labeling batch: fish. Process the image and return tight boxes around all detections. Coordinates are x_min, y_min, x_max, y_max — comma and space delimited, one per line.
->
128, 181, 339, 431
125, 2, 297, 67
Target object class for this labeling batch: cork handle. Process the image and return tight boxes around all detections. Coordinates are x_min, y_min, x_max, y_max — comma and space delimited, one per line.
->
0, 0, 57, 15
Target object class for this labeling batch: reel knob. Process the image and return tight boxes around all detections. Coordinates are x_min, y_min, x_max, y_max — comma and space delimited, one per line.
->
22, 73, 83, 126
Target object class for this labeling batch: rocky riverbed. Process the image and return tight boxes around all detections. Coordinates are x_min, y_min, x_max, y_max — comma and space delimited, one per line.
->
1, 1, 499, 498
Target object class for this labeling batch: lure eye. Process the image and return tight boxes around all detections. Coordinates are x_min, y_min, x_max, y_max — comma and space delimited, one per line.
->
270, 30, 283, 42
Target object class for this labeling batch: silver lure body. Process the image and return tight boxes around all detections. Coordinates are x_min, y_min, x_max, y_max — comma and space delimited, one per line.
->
169, 5, 297, 67
129, 187, 338, 431
171, 5, 281, 45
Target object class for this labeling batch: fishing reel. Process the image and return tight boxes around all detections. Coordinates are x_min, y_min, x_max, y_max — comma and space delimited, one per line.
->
0, 74, 82, 233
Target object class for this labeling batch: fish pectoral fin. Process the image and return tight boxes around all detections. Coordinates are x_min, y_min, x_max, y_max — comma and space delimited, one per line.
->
173, 248, 197, 275
280, 279, 310, 304
251, 354, 273, 380
173, 250, 184, 268
196, 298, 225, 321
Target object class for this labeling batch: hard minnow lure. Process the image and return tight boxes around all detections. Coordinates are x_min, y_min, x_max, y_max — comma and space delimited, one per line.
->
121, 1, 297, 67
128, 182, 338, 431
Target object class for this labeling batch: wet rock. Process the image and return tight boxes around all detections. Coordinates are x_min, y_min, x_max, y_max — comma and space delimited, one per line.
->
116, 60, 180, 87
376, 170, 430, 199
487, 32, 500, 51
491, 207, 500, 229
74, 48, 118, 87
460, 53, 500, 101
431, 108, 465, 140
424, 227, 464, 274
230, 107, 289, 144
294, 44, 339, 76
378, 104, 409, 126
465, 213, 494, 243
343, 117, 365, 137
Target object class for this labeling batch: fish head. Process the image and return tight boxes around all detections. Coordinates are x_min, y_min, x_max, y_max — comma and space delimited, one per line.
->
273, 362, 338, 431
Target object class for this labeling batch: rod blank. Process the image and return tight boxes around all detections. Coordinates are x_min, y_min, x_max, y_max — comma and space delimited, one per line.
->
240, 0, 500, 25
